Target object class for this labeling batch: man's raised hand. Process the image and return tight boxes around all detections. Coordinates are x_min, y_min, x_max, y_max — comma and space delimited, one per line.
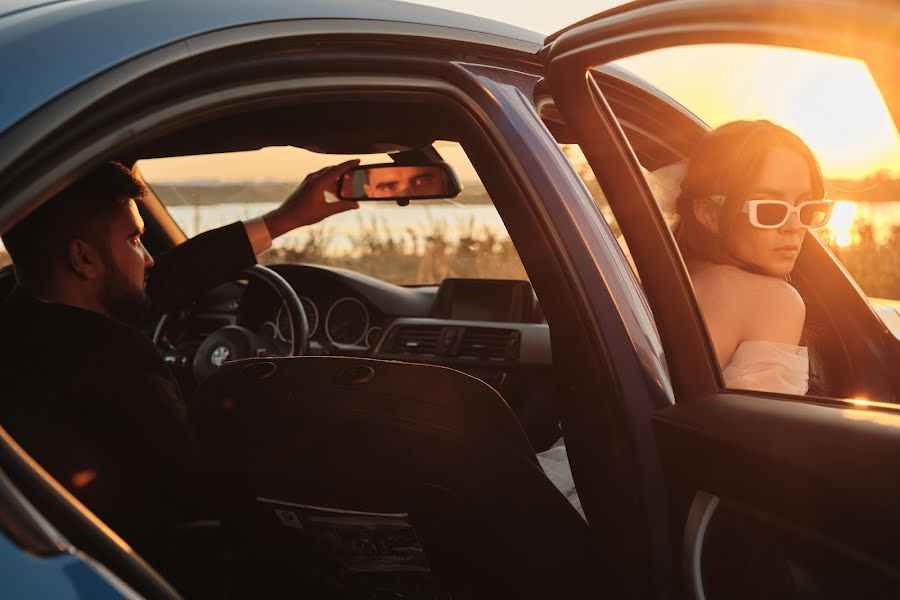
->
263, 159, 360, 239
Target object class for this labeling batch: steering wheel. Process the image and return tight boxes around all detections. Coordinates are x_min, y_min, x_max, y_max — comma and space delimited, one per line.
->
155, 264, 308, 382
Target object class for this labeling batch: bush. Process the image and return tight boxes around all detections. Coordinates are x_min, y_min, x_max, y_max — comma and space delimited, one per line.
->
258, 215, 528, 284
822, 223, 900, 299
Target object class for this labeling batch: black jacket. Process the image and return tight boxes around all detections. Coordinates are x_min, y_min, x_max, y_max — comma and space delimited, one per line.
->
0, 222, 256, 548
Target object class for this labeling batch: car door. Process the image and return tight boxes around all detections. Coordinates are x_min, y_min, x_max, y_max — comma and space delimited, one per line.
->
544, 1, 900, 598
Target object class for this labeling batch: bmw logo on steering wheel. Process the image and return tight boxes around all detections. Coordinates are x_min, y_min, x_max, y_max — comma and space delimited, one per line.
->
210, 346, 231, 367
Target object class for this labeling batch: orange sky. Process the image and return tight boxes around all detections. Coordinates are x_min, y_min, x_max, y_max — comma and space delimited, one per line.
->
139, 142, 480, 185
616, 46, 900, 179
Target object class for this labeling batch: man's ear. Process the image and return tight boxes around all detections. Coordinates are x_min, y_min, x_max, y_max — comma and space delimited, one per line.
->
692, 197, 720, 233
66, 238, 103, 280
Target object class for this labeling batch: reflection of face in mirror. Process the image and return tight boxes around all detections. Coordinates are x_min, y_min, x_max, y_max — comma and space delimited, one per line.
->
363, 166, 446, 198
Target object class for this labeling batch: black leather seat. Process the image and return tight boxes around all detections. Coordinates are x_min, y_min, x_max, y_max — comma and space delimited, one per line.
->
190, 356, 602, 599
0, 266, 17, 302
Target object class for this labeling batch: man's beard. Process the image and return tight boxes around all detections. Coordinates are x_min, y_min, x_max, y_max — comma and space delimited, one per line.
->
98, 256, 151, 326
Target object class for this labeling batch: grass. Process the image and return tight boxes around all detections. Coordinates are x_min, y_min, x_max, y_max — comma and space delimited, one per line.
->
821, 224, 900, 300
257, 215, 529, 284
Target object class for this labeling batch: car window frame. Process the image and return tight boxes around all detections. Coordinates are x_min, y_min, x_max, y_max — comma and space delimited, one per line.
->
0, 43, 574, 594
0, 31, 666, 587
134, 143, 529, 288
544, 0, 900, 406
544, 5, 900, 598
547, 71, 898, 402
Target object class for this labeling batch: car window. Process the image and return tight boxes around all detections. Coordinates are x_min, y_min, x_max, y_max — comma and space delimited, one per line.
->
559, 142, 652, 277
137, 141, 527, 285
576, 44, 900, 399
615, 45, 900, 305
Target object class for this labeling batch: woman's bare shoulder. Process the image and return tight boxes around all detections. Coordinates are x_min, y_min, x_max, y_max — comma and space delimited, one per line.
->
692, 263, 800, 300
689, 263, 805, 344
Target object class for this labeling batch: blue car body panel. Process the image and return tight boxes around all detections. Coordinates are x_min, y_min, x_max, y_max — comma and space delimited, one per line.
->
0, 0, 542, 135
0, 531, 133, 599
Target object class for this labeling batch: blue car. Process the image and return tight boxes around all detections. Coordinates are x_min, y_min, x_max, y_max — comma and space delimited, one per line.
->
2, 0, 900, 598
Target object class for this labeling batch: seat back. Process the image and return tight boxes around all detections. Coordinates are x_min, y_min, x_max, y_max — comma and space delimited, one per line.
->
191, 356, 602, 598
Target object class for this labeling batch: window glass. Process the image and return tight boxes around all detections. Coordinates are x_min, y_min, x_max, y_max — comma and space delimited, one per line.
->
137, 142, 527, 285
578, 44, 900, 399
615, 45, 900, 303
559, 143, 658, 276
559, 144, 618, 235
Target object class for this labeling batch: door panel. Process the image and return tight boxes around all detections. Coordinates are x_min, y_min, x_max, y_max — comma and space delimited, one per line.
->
546, 1, 900, 597
657, 395, 900, 598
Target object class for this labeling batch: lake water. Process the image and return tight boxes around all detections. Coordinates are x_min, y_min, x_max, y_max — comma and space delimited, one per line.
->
822, 200, 900, 247
166, 201, 511, 254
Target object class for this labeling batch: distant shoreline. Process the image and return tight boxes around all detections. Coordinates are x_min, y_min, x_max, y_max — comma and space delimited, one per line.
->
149, 181, 494, 206
150, 178, 900, 205
826, 176, 900, 203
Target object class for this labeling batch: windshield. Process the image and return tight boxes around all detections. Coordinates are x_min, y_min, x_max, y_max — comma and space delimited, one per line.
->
137, 142, 527, 285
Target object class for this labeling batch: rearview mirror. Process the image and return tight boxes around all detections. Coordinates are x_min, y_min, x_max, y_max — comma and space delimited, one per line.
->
338, 163, 462, 202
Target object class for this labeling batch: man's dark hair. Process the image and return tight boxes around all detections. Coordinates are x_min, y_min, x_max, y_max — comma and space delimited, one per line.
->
2, 162, 145, 291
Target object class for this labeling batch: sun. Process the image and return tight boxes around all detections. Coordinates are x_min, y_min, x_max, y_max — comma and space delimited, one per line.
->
773, 54, 899, 180
823, 201, 858, 247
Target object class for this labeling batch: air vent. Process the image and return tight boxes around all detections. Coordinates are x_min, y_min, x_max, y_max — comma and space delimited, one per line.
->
457, 328, 519, 361
390, 325, 442, 356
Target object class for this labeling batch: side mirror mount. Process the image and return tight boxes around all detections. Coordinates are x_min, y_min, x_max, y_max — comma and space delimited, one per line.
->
338, 162, 462, 204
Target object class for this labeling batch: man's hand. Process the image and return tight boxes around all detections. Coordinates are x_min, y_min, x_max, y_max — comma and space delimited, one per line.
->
263, 160, 360, 239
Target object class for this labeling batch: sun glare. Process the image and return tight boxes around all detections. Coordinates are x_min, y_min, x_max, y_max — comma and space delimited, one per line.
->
616, 45, 900, 179
777, 56, 899, 179
824, 200, 858, 247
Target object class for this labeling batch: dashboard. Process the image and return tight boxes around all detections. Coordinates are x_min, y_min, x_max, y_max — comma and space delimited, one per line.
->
238, 264, 438, 357
237, 265, 552, 366
168, 264, 560, 449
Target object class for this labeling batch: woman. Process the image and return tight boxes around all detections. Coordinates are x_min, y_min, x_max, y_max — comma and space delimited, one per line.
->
673, 120, 833, 394
539, 121, 833, 518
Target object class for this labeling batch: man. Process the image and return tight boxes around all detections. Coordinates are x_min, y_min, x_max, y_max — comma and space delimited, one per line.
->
0, 159, 358, 556
363, 165, 447, 198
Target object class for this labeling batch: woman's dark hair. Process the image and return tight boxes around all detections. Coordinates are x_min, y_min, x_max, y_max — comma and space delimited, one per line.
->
673, 119, 825, 265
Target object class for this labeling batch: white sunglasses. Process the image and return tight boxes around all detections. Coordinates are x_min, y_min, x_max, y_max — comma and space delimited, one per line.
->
712, 195, 834, 229
741, 199, 834, 229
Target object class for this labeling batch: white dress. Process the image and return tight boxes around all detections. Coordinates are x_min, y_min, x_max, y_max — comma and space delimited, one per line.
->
538, 340, 809, 518
722, 340, 809, 395
535, 440, 584, 519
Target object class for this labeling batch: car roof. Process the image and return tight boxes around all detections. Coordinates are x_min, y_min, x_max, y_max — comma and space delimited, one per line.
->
0, 0, 543, 135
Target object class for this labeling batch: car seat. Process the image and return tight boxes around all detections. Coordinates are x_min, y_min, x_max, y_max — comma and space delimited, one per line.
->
190, 356, 603, 599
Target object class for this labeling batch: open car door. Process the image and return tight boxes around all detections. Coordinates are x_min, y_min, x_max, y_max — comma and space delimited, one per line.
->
544, 1, 900, 598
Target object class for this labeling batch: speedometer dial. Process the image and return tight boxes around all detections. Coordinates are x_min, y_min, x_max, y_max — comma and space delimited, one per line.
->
276, 297, 318, 342
325, 297, 369, 348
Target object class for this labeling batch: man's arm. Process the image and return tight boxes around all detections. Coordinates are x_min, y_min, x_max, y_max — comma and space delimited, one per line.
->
145, 222, 255, 314
145, 160, 359, 315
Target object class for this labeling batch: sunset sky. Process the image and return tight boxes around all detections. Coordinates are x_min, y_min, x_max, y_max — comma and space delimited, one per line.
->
141, 0, 899, 183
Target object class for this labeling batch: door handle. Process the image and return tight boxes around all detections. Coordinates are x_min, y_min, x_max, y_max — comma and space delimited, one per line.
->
683, 490, 720, 600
